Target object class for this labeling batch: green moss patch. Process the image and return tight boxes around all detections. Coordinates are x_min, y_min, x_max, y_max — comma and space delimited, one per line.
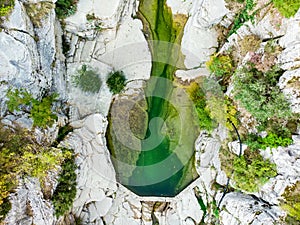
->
0, 0, 14, 18
281, 181, 300, 222
232, 149, 277, 192
273, 0, 300, 18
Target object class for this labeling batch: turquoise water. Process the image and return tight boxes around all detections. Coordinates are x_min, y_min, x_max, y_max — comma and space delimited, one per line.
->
107, 0, 199, 197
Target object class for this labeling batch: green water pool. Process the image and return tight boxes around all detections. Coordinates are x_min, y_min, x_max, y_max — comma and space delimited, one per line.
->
106, 0, 199, 196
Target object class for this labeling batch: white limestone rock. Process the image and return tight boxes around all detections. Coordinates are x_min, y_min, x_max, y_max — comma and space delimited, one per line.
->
62, 114, 117, 224
228, 141, 247, 156
166, 0, 193, 15
258, 140, 300, 205
4, 178, 55, 225
176, 190, 203, 224
278, 69, 300, 113
180, 0, 227, 69
67, 61, 112, 117
219, 192, 284, 225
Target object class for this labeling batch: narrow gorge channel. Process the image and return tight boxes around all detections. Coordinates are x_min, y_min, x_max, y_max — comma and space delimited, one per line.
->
106, 0, 200, 196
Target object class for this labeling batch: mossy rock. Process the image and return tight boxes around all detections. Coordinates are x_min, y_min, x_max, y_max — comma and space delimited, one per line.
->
273, 0, 300, 18
24, 2, 54, 27
0, 0, 14, 18
281, 181, 300, 222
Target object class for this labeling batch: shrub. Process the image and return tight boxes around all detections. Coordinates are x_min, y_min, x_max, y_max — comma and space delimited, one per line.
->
106, 71, 126, 94
52, 149, 77, 217
0, 197, 11, 222
233, 149, 277, 192
246, 132, 293, 150
73, 65, 102, 94
273, 0, 300, 18
55, 0, 77, 19
0, 124, 65, 221
0, 0, 14, 17
228, 0, 255, 36
281, 181, 300, 222
206, 54, 233, 77
187, 82, 215, 131
225, 97, 239, 131
30, 95, 58, 128
6, 89, 58, 128
233, 65, 292, 124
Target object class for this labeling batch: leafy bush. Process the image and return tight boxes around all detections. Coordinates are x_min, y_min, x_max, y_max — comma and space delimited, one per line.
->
73, 65, 102, 94
234, 65, 294, 147
30, 95, 58, 128
52, 149, 77, 217
233, 149, 277, 192
6, 88, 32, 112
55, 0, 77, 19
273, 0, 300, 18
246, 132, 293, 150
6, 89, 58, 128
206, 54, 233, 77
281, 181, 300, 222
0, 0, 14, 17
224, 97, 239, 131
0, 124, 65, 221
228, 0, 255, 36
106, 71, 126, 94
187, 82, 215, 131
0, 198, 11, 222
233, 65, 292, 124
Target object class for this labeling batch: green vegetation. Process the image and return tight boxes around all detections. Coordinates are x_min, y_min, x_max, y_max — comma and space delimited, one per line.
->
106, 71, 126, 94
206, 54, 233, 77
56, 124, 74, 143
24, 2, 54, 27
273, 0, 300, 18
224, 97, 239, 131
73, 65, 102, 94
246, 132, 293, 150
281, 181, 300, 222
233, 65, 295, 149
228, 0, 255, 36
86, 13, 103, 31
0, 198, 11, 222
7, 89, 58, 128
238, 34, 261, 57
0, 0, 14, 18
0, 124, 65, 221
52, 149, 77, 217
30, 95, 58, 128
233, 65, 292, 126
186, 81, 215, 132
55, 0, 77, 19
233, 149, 277, 192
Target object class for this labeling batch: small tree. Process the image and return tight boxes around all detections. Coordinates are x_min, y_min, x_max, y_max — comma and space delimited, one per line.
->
73, 65, 102, 94
106, 71, 126, 94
